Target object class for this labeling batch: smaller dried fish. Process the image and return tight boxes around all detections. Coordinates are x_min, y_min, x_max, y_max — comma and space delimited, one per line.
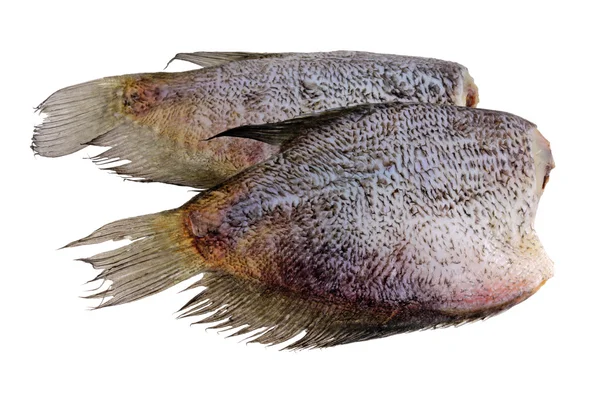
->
33, 51, 478, 188
67, 102, 554, 349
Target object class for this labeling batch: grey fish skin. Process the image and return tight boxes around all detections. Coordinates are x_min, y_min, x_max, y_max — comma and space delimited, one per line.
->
33, 51, 478, 188
67, 103, 553, 349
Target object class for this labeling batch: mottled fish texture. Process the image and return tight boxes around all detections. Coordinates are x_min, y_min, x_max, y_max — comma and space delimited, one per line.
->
67, 103, 554, 349
33, 51, 478, 188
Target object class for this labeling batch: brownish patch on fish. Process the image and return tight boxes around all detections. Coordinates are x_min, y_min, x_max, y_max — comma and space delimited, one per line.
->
121, 77, 167, 117
466, 85, 479, 107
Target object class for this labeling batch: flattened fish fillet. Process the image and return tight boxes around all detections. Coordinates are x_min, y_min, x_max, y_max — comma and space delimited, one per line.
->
67, 102, 553, 349
33, 51, 478, 188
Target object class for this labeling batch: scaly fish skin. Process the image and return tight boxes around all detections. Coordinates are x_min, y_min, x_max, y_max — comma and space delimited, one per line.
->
69, 103, 553, 348
184, 103, 552, 314
34, 51, 478, 188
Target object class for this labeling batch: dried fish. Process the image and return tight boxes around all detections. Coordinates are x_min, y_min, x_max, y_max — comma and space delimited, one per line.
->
67, 103, 553, 349
33, 51, 477, 188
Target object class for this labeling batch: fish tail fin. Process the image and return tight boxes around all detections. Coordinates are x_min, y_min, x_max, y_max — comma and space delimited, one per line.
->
32, 77, 124, 158
65, 208, 204, 308
33, 73, 226, 188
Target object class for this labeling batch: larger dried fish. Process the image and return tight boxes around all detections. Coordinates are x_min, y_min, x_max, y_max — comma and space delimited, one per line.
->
33, 51, 478, 188
67, 102, 554, 349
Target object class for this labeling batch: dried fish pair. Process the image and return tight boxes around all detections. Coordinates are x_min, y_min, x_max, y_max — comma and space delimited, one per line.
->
34, 51, 553, 349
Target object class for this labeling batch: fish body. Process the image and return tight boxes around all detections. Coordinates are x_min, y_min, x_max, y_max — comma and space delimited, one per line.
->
33, 51, 478, 188
70, 103, 554, 348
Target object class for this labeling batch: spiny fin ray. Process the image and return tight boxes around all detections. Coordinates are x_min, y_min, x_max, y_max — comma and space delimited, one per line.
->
166, 51, 280, 69
177, 272, 483, 350
32, 78, 122, 157
67, 210, 205, 308
209, 104, 379, 146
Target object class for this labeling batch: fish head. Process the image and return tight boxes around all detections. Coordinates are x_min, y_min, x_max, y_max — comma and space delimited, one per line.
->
458, 70, 479, 107
532, 128, 555, 199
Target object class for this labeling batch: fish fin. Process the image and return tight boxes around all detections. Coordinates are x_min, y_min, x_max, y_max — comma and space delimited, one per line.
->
178, 271, 390, 349
209, 104, 379, 147
86, 123, 228, 188
178, 271, 491, 350
166, 51, 281, 68
33, 76, 228, 189
207, 123, 299, 146
65, 208, 205, 307
32, 78, 123, 157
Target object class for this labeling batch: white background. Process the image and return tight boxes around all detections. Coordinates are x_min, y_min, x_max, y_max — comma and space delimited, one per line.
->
3, 1, 598, 399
